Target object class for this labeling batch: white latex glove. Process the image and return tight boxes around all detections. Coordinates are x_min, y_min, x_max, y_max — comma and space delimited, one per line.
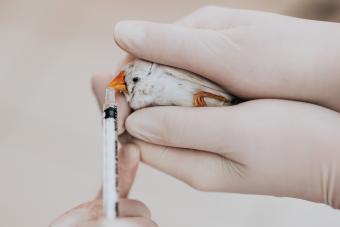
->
91, 6, 340, 209
50, 144, 157, 227
114, 6, 340, 111
125, 100, 340, 208
50, 199, 156, 227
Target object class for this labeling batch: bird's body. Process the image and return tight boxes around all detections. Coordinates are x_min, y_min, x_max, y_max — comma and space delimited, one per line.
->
109, 59, 238, 110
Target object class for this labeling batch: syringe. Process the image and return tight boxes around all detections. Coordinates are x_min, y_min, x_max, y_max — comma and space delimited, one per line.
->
102, 88, 119, 219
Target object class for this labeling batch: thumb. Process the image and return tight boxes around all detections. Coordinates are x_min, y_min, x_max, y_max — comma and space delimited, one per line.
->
113, 20, 219, 77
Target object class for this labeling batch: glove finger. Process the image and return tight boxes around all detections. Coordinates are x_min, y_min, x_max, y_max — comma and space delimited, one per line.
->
118, 144, 140, 198
113, 20, 223, 80
126, 106, 238, 154
130, 139, 244, 192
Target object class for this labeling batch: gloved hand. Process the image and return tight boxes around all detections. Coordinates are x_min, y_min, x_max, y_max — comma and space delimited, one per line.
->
125, 99, 340, 208
91, 6, 340, 209
50, 199, 156, 227
113, 6, 340, 111
50, 144, 157, 227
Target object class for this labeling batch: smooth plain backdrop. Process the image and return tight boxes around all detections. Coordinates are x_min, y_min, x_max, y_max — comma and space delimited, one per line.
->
1, 0, 340, 226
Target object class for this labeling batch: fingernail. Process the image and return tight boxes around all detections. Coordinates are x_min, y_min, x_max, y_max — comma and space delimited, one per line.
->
114, 21, 146, 51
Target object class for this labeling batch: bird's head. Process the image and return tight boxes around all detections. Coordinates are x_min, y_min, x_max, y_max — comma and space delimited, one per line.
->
108, 59, 154, 103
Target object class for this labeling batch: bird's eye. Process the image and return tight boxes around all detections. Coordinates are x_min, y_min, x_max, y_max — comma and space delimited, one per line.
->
132, 77, 139, 83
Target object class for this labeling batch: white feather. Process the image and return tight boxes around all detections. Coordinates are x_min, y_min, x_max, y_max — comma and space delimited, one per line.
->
121, 59, 235, 109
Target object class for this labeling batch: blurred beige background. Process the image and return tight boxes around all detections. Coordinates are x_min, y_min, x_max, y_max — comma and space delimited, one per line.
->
1, 0, 340, 226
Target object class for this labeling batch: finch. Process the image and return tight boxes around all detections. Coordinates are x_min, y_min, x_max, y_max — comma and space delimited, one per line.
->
108, 59, 240, 110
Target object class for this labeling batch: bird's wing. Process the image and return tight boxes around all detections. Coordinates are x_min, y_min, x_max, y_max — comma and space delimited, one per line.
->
159, 64, 226, 93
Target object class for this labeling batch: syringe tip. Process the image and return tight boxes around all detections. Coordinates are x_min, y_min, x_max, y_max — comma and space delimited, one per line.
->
104, 88, 116, 108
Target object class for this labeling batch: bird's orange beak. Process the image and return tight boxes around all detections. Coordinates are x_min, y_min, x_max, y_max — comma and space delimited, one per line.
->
108, 71, 127, 92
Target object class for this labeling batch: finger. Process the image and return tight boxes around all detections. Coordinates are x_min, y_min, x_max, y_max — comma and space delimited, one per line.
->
126, 106, 237, 154
119, 144, 140, 198
127, 139, 241, 192
50, 199, 151, 227
113, 20, 223, 79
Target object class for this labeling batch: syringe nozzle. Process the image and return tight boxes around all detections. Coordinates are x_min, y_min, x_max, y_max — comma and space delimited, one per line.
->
104, 88, 116, 109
